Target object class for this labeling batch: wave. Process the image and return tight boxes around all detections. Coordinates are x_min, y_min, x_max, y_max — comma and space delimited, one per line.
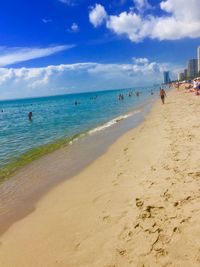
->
88, 109, 141, 135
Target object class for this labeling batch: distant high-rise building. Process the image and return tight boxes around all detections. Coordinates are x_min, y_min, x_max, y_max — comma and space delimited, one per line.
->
198, 46, 200, 74
187, 59, 198, 78
163, 71, 170, 83
184, 69, 187, 79
178, 72, 184, 81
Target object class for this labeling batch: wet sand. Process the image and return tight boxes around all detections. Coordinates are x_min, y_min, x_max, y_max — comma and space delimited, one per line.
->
0, 88, 200, 266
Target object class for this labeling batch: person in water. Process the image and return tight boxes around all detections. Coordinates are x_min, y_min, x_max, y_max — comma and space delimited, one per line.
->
118, 94, 124, 100
160, 88, 167, 104
28, 111, 33, 121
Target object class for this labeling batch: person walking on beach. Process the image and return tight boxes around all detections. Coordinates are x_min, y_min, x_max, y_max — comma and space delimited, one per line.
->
160, 88, 167, 104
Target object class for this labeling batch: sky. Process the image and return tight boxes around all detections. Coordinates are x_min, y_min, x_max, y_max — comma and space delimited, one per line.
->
0, 0, 200, 99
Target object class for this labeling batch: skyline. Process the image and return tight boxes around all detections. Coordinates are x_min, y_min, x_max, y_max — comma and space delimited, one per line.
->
177, 46, 200, 81
0, 0, 200, 99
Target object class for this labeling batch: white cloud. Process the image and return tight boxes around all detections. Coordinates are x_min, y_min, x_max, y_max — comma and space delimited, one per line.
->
42, 18, 52, 23
107, 11, 142, 42
0, 45, 75, 67
133, 0, 152, 12
132, 57, 149, 64
59, 0, 76, 6
90, 0, 200, 42
0, 58, 174, 99
89, 4, 107, 27
69, 22, 79, 32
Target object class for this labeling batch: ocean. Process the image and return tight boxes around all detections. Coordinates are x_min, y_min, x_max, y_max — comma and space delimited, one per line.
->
0, 86, 158, 181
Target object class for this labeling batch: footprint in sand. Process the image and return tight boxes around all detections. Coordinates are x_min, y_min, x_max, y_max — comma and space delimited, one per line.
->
151, 166, 156, 171
123, 147, 128, 153
117, 172, 123, 177
172, 226, 179, 233
163, 164, 171, 171
74, 242, 81, 249
173, 167, 179, 174
116, 248, 126, 256
139, 205, 164, 220
187, 134, 195, 140
102, 215, 111, 223
174, 196, 192, 207
173, 157, 180, 162
188, 171, 200, 179
180, 217, 191, 224
172, 151, 179, 157
161, 189, 171, 201
112, 180, 118, 186
135, 198, 144, 208
118, 223, 135, 242
147, 181, 155, 188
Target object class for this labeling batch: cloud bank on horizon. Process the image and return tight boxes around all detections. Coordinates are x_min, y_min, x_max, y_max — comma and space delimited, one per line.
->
0, 58, 174, 99
89, 0, 200, 42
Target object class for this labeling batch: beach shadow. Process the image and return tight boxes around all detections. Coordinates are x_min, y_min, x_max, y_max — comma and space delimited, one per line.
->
164, 102, 175, 105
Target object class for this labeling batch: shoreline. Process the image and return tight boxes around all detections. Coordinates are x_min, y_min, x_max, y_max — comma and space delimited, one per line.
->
0, 96, 156, 184
0, 97, 155, 235
1, 88, 200, 266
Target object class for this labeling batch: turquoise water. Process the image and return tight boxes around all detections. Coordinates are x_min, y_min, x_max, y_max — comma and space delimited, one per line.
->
0, 87, 157, 178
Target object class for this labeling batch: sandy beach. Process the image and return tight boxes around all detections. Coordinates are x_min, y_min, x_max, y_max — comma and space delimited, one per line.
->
0, 88, 200, 267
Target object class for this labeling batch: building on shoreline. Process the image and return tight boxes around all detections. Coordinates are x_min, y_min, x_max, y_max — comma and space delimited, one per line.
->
187, 59, 198, 79
176, 45, 200, 80
178, 72, 185, 81
163, 71, 170, 83
198, 46, 200, 74
184, 69, 187, 79
178, 69, 188, 81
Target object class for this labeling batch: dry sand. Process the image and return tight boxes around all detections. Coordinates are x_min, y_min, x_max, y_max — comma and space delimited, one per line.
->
0, 88, 200, 267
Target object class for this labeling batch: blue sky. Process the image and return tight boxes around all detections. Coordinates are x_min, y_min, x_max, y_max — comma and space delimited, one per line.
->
0, 0, 200, 99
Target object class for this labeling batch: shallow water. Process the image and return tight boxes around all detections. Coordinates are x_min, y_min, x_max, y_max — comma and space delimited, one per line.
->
0, 87, 157, 180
